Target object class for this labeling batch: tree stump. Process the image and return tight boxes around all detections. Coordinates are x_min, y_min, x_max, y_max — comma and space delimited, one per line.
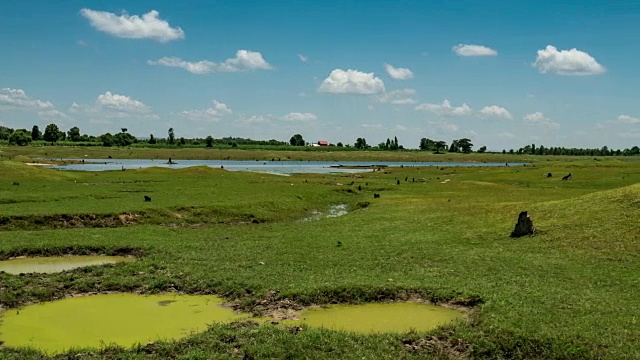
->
510, 211, 535, 237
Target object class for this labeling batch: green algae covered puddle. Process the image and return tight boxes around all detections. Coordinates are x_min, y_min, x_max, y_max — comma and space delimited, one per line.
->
0, 256, 133, 274
288, 302, 464, 333
0, 294, 250, 354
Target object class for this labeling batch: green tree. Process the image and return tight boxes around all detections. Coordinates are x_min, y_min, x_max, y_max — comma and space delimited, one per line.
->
205, 136, 214, 147
434, 141, 447, 153
168, 128, 175, 144
148, 134, 157, 144
9, 129, 32, 146
354, 137, 368, 149
31, 125, 42, 141
67, 126, 81, 142
100, 133, 114, 147
449, 140, 459, 153
336, 142, 343, 147
457, 138, 473, 153
43, 123, 61, 142
0, 126, 13, 140
477, 145, 487, 153
289, 134, 305, 146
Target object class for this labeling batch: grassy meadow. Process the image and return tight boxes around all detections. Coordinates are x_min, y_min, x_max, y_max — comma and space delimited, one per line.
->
0, 147, 639, 359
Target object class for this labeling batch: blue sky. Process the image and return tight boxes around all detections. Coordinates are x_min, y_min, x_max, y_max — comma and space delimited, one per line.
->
1, 0, 639, 150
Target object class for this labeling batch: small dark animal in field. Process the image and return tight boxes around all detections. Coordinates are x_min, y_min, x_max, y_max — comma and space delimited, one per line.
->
144, 196, 151, 202
366, 182, 368, 186
412, 178, 415, 182
221, 165, 224, 169
358, 185, 362, 191
374, 193, 380, 198
397, 180, 400, 185
108, 155, 112, 159
562, 173, 572, 180
546, 173, 552, 178
12, 182, 19, 186
405, 177, 408, 182
511, 211, 535, 237
337, 241, 342, 247
350, 181, 354, 186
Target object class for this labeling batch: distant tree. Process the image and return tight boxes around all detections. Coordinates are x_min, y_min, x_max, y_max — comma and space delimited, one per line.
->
67, 126, 81, 142
354, 137, 368, 149
9, 129, 32, 146
336, 142, 343, 147
631, 146, 640, 155
43, 123, 61, 142
457, 138, 473, 153
58, 130, 66, 141
31, 125, 42, 141
449, 140, 459, 153
502, 149, 507, 154
148, 134, 157, 144
179, 137, 186, 145
0, 126, 13, 140
433, 141, 447, 153
113, 131, 135, 146
289, 134, 305, 146
477, 145, 487, 153
168, 128, 175, 144
121, 128, 128, 133
100, 133, 114, 147
205, 136, 214, 147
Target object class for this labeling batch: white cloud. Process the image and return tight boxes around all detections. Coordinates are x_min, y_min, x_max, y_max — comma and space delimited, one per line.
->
384, 63, 414, 80
533, 45, 606, 76
38, 109, 68, 121
428, 119, 459, 132
0, 88, 54, 109
281, 112, 317, 121
452, 44, 497, 57
148, 50, 273, 74
180, 100, 232, 121
298, 54, 308, 63
377, 88, 416, 105
479, 105, 512, 119
361, 123, 384, 129
395, 124, 407, 131
80, 9, 184, 42
524, 112, 560, 129
318, 69, 385, 95
96, 91, 149, 112
618, 115, 640, 124
416, 99, 472, 116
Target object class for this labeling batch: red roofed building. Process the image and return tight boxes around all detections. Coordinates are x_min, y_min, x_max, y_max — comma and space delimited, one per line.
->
317, 140, 329, 146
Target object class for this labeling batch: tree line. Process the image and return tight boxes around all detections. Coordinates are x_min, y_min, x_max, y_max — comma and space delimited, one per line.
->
1, 123, 638, 156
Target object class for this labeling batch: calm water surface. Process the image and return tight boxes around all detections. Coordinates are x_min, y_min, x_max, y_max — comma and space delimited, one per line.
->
50, 159, 523, 175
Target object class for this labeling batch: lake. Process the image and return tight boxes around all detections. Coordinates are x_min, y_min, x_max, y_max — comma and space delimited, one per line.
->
50, 159, 524, 175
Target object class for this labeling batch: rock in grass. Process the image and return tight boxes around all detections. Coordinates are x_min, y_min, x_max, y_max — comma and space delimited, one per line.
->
510, 211, 535, 238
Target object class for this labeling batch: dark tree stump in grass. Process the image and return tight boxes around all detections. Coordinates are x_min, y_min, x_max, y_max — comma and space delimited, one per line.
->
511, 211, 535, 237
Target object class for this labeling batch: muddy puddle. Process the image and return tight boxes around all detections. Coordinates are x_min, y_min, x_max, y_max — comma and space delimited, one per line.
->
0, 294, 250, 354
0, 256, 134, 274
284, 302, 463, 333
302, 204, 349, 222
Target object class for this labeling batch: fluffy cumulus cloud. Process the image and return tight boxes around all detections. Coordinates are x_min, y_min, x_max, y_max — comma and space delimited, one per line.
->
180, 100, 232, 121
524, 112, 560, 129
281, 112, 317, 121
428, 119, 459, 133
0, 88, 54, 109
618, 115, 640, 124
533, 45, 606, 76
384, 63, 414, 80
318, 69, 385, 95
80, 9, 184, 42
452, 44, 498, 57
38, 109, 68, 120
297, 54, 308, 63
415, 99, 472, 116
148, 50, 273, 74
377, 88, 416, 105
479, 105, 512, 119
96, 91, 149, 112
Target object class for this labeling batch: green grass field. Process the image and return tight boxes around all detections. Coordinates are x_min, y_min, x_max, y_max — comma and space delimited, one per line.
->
0, 149, 639, 359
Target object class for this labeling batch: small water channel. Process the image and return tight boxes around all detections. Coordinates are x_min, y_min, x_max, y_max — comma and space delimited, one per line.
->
47, 159, 523, 175
0, 256, 134, 274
